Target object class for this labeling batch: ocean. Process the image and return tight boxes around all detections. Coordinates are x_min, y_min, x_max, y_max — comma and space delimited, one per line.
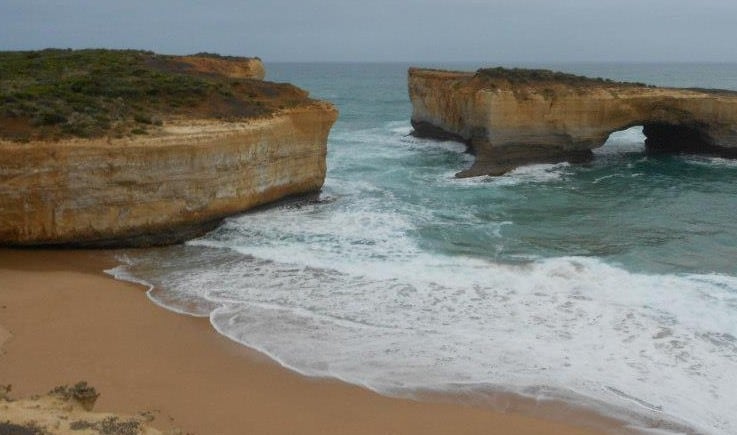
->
109, 63, 737, 434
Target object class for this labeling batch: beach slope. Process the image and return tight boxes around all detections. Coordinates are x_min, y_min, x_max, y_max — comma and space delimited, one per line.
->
0, 249, 623, 434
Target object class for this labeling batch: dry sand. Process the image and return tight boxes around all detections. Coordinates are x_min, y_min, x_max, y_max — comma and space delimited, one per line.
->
0, 248, 629, 434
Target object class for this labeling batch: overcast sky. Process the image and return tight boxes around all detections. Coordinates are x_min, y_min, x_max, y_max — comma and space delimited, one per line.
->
1, 0, 736, 63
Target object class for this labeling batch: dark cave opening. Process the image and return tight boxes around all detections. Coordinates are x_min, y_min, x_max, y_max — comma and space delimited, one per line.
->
642, 122, 733, 156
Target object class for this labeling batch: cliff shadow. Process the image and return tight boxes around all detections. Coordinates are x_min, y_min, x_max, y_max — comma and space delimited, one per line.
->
642, 122, 737, 157
596, 122, 737, 159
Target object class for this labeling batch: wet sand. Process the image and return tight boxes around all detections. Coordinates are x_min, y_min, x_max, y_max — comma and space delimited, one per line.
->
0, 248, 629, 434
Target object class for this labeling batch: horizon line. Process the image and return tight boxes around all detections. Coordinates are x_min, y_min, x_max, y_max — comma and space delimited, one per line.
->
1, 47, 736, 65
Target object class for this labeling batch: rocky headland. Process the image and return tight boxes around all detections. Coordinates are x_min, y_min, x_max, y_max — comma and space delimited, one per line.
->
0, 49, 337, 246
409, 67, 737, 176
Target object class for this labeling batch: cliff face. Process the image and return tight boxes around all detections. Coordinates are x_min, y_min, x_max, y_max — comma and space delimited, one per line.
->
409, 68, 737, 176
0, 103, 337, 246
0, 49, 337, 247
173, 55, 266, 80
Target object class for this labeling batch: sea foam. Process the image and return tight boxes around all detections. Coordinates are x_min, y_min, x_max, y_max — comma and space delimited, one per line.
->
111, 118, 737, 434
116, 234, 737, 434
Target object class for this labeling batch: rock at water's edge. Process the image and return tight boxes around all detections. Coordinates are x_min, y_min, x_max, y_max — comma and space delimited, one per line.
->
0, 50, 336, 247
0, 104, 337, 247
408, 67, 737, 176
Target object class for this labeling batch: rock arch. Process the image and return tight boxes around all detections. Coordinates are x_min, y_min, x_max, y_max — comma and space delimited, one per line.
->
408, 67, 737, 176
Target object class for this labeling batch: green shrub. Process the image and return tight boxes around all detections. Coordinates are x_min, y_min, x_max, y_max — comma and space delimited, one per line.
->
0, 49, 305, 141
476, 67, 651, 88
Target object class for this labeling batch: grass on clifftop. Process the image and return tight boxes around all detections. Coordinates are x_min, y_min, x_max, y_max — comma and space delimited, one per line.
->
476, 67, 651, 88
0, 49, 308, 141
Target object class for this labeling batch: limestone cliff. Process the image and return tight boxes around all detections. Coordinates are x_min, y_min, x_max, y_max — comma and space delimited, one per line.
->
409, 67, 737, 176
0, 49, 337, 247
0, 103, 337, 246
173, 54, 266, 80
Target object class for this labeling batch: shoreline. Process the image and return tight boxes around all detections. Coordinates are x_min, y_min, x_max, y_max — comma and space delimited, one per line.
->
0, 248, 631, 434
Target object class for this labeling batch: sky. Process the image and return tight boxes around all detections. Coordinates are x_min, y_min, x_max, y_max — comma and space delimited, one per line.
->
1, 0, 736, 63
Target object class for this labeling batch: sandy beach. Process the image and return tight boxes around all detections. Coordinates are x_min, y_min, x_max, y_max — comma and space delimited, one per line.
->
0, 248, 628, 434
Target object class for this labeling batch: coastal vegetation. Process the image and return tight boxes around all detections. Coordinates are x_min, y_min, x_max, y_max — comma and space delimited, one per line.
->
0, 49, 307, 141
476, 67, 650, 87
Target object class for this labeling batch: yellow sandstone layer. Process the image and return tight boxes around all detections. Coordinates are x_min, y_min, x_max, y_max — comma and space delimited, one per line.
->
174, 55, 266, 80
0, 103, 337, 246
409, 68, 737, 176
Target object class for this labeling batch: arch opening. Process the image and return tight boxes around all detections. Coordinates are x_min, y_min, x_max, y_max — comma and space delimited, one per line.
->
596, 123, 737, 159
642, 122, 717, 155
595, 125, 646, 156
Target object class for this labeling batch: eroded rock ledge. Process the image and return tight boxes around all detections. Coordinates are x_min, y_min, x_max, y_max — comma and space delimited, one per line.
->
0, 104, 337, 247
173, 53, 265, 80
0, 50, 337, 247
409, 67, 737, 176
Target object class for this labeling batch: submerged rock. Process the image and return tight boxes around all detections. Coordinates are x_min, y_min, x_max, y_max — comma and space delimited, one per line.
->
408, 67, 737, 176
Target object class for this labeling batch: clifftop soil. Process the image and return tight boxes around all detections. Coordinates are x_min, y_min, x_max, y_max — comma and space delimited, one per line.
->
0, 49, 294, 141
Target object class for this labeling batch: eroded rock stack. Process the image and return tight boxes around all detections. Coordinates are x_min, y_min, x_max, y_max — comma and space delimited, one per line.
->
409, 67, 737, 176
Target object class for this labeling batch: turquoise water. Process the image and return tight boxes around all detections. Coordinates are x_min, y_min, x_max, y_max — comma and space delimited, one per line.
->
112, 63, 737, 434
